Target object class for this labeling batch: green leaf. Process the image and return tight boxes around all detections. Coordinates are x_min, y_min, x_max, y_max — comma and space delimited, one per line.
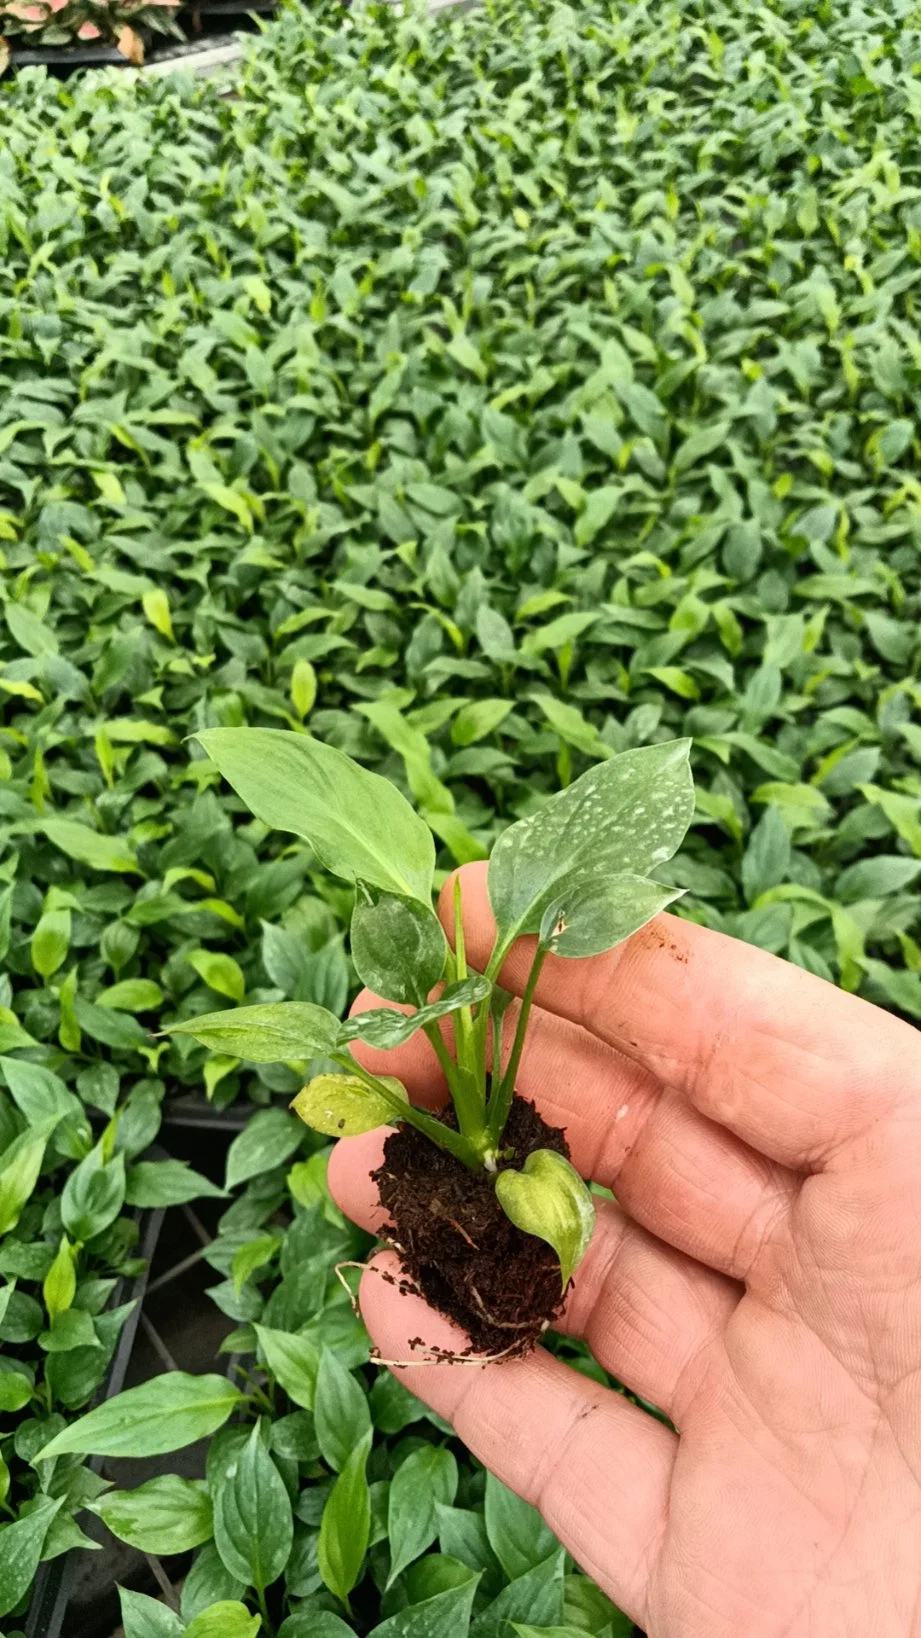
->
43, 1236, 77, 1319
859, 785, 921, 857
253, 1323, 321, 1410
495, 1151, 595, 1288
5, 601, 58, 657
194, 728, 435, 902
471, 1550, 565, 1638
0, 1121, 57, 1236
741, 806, 791, 904
125, 1160, 227, 1207
187, 950, 246, 1002
37, 1373, 243, 1460
451, 700, 514, 747
538, 873, 684, 958
185, 1604, 262, 1638
225, 1108, 304, 1190
180, 1543, 247, 1623
388, 1446, 459, 1585
0, 1056, 78, 1125
836, 855, 921, 902
314, 1348, 372, 1471
318, 1430, 372, 1604
488, 741, 694, 951
339, 976, 490, 1049
166, 1001, 339, 1063
92, 1476, 214, 1554
213, 1423, 293, 1592
291, 1072, 408, 1137
484, 1472, 558, 1582
232, 1234, 278, 1295
42, 818, 138, 874
61, 1143, 126, 1242
96, 978, 164, 1011
351, 889, 447, 1005
118, 1587, 184, 1638
0, 1497, 63, 1616
366, 1572, 480, 1638
0, 1370, 34, 1411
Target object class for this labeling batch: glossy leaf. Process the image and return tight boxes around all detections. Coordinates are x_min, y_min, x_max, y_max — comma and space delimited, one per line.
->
92, 1475, 214, 1554
0, 1497, 63, 1616
38, 1373, 243, 1460
314, 1347, 372, 1471
253, 1323, 321, 1410
185, 1605, 262, 1638
213, 1423, 293, 1591
318, 1429, 372, 1604
488, 741, 693, 949
538, 874, 684, 959
194, 728, 435, 902
495, 1151, 595, 1288
339, 976, 490, 1050
118, 1587, 184, 1638
351, 889, 448, 1005
388, 1445, 459, 1585
291, 1072, 407, 1137
166, 1000, 339, 1063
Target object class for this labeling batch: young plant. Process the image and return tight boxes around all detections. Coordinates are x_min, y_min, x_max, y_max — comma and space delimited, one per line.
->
168, 729, 694, 1328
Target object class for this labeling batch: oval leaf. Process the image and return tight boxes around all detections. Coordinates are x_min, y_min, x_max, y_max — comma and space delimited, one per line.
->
538, 873, 685, 959
92, 1475, 213, 1554
37, 1372, 243, 1461
193, 728, 435, 902
291, 1072, 408, 1137
487, 740, 693, 949
495, 1151, 595, 1289
166, 1001, 339, 1063
351, 888, 447, 1005
338, 975, 490, 1050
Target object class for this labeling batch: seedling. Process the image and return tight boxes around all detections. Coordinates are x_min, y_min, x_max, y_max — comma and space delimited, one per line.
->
169, 729, 694, 1345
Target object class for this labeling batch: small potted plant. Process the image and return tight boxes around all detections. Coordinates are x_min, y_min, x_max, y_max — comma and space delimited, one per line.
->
168, 728, 694, 1356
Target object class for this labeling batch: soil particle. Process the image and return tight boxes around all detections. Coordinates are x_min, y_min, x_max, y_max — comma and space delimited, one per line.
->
373, 1097, 572, 1357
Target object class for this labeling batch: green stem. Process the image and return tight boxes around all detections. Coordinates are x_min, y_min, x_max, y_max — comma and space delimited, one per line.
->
422, 1022, 487, 1151
335, 1052, 482, 1170
487, 945, 547, 1147
451, 875, 478, 1083
256, 1583, 274, 1635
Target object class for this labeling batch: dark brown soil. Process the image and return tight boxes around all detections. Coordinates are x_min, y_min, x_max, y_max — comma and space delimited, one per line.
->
372, 1097, 571, 1358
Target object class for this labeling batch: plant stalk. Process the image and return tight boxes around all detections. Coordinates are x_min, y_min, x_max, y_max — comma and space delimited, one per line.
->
422, 1022, 488, 1153
487, 945, 547, 1147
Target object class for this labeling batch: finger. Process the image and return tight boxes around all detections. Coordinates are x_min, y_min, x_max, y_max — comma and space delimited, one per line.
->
344, 983, 796, 1284
360, 1249, 674, 1621
330, 1139, 738, 1421
440, 863, 920, 1171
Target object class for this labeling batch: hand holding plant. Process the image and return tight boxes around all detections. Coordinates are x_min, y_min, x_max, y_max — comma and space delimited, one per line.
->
332, 868, 921, 1638
170, 728, 694, 1351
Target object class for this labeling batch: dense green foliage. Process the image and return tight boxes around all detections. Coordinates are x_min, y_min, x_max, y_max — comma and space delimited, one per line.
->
1, 0, 921, 1624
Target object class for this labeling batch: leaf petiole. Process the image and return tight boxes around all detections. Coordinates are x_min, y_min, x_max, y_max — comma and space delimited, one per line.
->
333, 1052, 481, 1170
487, 945, 547, 1148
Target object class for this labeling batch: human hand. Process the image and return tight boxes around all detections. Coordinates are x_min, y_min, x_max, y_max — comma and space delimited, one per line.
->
329, 860, 921, 1638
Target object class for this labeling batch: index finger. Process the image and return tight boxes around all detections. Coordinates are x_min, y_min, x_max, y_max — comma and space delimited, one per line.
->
445, 863, 921, 1171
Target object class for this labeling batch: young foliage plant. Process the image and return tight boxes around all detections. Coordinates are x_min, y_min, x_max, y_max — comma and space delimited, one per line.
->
170, 729, 694, 1352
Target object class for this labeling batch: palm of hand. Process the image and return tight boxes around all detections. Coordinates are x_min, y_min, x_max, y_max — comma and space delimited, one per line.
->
330, 862, 921, 1638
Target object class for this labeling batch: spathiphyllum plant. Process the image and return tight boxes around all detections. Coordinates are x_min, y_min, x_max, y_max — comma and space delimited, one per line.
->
170, 730, 694, 1354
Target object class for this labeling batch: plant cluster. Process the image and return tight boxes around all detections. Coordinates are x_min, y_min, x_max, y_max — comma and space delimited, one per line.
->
0, 0, 920, 1624
0, 0, 178, 61
33, 1136, 631, 1638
